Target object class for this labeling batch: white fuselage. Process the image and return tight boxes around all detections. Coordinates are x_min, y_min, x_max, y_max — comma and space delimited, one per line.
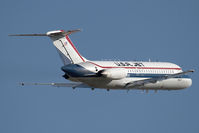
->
62, 61, 192, 90
10, 30, 194, 90
11, 30, 193, 90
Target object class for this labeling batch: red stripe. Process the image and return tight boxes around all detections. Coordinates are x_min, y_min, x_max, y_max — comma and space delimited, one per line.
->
65, 35, 85, 62
88, 61, 181, 70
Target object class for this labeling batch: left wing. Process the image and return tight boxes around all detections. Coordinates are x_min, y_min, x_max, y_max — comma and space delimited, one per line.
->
125, 69, 194, 88
20, 82, 90, 89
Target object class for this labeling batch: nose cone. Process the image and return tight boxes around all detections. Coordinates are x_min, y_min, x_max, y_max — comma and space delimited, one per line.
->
185, 78, 192, 88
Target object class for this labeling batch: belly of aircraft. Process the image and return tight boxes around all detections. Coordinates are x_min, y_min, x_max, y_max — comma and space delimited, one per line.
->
70, 77, 192, 90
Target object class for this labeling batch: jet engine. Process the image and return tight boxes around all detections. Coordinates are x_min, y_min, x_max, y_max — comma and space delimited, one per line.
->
98, 68, 127, 80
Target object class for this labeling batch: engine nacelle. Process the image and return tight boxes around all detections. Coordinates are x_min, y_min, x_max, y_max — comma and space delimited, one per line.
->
100, 68, 127, 80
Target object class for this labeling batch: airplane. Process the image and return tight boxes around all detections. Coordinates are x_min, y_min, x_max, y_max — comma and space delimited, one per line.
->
10, 29, 194, 92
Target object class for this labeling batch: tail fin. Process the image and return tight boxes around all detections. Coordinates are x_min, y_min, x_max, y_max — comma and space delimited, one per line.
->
9, 29, 87, 65
47, 30, 86, 65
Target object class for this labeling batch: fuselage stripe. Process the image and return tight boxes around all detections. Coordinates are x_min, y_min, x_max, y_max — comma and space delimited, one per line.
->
127, 73, 189, 78
88, 61, 182, 70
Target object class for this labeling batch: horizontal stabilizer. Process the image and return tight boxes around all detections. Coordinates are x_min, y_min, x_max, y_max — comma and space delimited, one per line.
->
9, 33, 47, 36
9, 29, 81, 37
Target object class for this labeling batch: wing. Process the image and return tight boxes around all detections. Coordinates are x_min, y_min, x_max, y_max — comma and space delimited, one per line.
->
20, 82, 90, 88
125, 69, 194, 88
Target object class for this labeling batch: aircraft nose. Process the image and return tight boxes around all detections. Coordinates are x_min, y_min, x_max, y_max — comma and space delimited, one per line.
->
184, 78, 192, 88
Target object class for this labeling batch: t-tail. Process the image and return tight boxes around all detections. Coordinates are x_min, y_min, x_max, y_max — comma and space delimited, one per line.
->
9, 29, 87, 65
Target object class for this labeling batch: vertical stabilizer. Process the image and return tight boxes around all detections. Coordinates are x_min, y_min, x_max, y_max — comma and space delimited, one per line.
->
47, 30, 86, 65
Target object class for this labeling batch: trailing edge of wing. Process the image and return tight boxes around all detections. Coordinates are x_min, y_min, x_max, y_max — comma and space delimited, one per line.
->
125, 69, 194, 88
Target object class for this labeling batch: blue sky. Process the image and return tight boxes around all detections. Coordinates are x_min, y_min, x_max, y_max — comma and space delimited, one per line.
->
1, 0, 199, 133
